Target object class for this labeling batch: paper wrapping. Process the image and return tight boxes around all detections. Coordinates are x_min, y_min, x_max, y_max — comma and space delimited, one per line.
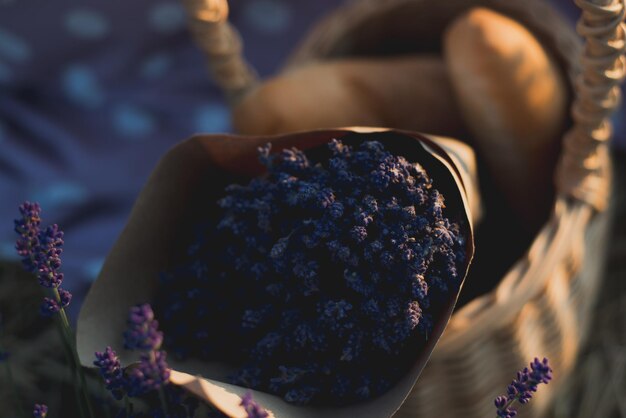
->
77, 128, 479, 418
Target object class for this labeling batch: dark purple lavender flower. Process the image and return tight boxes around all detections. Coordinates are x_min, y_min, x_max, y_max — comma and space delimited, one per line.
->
494, 396, 517, 418
39, 288, 71, 316
58, 288, 72, 307
120, 304, 171, 399
528, 357, 553, 385
156, 138, 467, 405
14, 208, 64, 288
124, 304, 164, 351
495, 358, 552, 418
240, 392, 269, 418
14, 202, 42, 273
40, 297, 61, 317
94, 347, 126, 400
33, 404, 48, 418
92, 311, 202, 418
127, 351, 171, 397
14, 202, 73, 316
38, 288, 73, 317
34, 224, 65, 289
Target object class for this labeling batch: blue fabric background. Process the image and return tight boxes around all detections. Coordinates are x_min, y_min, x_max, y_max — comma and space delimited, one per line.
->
0, 0, 622, 319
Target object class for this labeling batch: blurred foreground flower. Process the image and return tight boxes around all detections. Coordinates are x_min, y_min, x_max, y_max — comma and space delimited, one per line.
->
494, 357, 553, 417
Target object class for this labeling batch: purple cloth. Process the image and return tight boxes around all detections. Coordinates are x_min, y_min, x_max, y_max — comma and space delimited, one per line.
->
0, 0, 622, 319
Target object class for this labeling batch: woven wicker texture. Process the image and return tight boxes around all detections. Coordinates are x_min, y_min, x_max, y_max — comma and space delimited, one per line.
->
556, 0, 626, 210
181, 0, 259, 104
180, 0, 624, 417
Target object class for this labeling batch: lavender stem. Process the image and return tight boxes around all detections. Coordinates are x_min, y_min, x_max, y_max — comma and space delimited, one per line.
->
52, 288, 95, 418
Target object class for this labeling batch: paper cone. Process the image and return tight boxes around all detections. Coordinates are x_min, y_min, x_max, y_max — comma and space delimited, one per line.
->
77, 128, 478, 417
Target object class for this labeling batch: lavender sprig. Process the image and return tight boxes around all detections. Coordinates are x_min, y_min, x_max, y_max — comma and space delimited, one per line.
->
123, 304, 171, 400
94, 347, 126, 401
94, 305, 209, 417
14, 202, 73, 319
96, 304, 172, 415
14, 202, 94, 418
495, 357, 553, 417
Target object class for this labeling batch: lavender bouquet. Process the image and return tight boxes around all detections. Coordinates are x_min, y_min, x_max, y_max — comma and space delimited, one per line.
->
76, 128, 478, 417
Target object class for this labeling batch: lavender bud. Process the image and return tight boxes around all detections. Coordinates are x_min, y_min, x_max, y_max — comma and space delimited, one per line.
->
127, 351, 171, 397
94, 346, 125, 400
40, 298, 60, 317
124, 304, 163, 351
33, 404, 48, 418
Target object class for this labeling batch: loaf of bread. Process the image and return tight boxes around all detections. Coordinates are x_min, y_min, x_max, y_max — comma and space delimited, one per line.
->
444, 7, 568, 227
233, 56, 466, 139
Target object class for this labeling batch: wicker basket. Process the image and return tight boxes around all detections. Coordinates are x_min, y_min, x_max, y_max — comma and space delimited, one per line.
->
180, 0, 625, 416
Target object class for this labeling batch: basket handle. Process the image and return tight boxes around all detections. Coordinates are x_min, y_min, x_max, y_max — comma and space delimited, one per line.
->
555, 0, 626, 210
182, 0, 624, 211
181, 0, 259, 104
